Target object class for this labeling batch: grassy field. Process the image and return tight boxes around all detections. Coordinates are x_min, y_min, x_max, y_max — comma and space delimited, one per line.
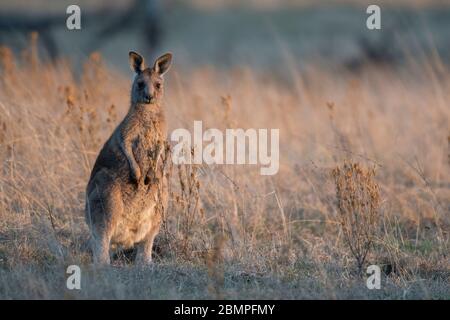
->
0, 31, 448, 299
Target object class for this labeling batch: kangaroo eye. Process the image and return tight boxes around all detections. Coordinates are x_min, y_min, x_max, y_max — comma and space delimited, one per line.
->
137, 81, 145, 90
155, 82, 162, 90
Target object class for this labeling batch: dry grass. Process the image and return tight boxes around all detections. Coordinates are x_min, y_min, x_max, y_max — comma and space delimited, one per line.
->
0, 35, 448, 299
332, 162, 380, 273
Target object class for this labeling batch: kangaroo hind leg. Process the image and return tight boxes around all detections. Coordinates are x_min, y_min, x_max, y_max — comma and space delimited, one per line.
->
86, 176, 124, 265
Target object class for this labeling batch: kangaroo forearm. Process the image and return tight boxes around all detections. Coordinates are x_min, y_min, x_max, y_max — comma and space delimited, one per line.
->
120, 140, 139, 174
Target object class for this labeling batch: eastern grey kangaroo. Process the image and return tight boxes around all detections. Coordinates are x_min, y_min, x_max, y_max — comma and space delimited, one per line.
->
85, 51, 172, 264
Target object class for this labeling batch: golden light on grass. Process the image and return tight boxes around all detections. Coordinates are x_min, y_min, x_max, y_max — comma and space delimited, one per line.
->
0, 33, 448, 298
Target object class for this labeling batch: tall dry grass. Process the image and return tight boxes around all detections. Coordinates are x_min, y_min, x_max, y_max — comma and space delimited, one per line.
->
0, 35, 448, 299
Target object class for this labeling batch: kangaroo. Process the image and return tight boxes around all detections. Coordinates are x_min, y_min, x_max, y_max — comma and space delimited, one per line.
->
85, 51, 172, 264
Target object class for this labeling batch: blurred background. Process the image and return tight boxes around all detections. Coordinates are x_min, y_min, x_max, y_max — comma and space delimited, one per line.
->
0, 0, 449, 73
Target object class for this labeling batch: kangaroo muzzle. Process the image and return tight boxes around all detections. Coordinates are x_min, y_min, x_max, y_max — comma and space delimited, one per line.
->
145, 95, 154, 104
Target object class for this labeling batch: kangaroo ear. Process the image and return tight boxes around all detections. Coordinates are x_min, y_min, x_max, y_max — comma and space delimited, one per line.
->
153, 53, 172, 76
129, 51, 145, 74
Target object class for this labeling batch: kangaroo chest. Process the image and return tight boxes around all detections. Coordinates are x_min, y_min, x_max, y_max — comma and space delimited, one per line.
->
114, 121, 166, 248
132, 120, 165, 173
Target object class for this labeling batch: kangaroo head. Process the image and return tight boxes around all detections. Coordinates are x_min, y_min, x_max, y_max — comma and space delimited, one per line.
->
129, 51, 172, 105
